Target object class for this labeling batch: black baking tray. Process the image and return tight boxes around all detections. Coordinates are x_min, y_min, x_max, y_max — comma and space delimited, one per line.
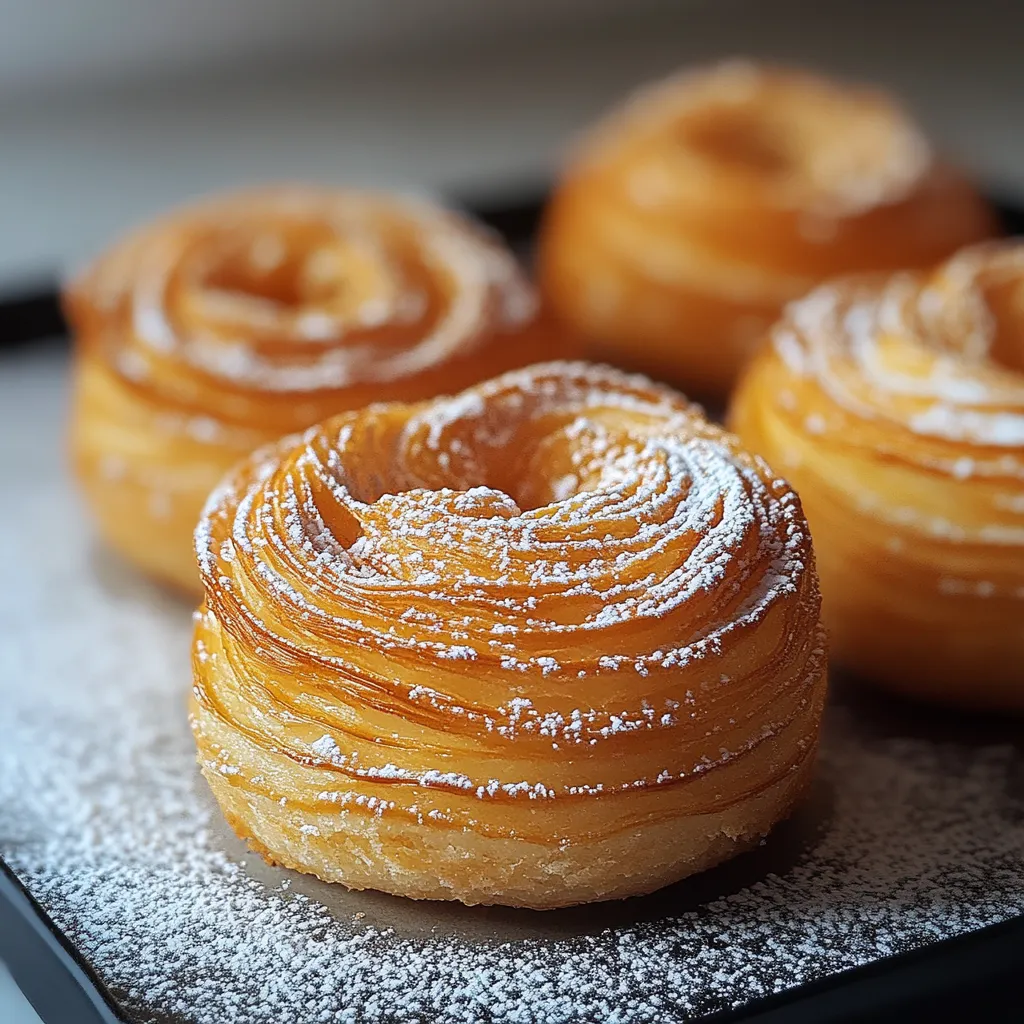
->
1, 189, 1022, 1024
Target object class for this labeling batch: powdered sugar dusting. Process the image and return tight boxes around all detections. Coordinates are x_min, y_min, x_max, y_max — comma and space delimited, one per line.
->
70, 186, 536, 400
575, 60, 933, 218
3, 352, 1024, 1024
195, 362, 819, 789
774, 246, 1024, 451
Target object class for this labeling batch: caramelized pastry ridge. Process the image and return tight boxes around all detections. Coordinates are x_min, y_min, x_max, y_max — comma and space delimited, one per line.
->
192, 361, 827, 907
731, 243, 1024, 708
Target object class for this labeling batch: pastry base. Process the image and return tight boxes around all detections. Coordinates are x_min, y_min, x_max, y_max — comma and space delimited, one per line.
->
201, 752, 815, 910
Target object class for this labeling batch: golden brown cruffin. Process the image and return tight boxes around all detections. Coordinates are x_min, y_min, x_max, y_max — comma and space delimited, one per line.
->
67, 186, 566, 593
538, 60, 996, 399
191, 361, 827, 909
730, 242, 1024, 711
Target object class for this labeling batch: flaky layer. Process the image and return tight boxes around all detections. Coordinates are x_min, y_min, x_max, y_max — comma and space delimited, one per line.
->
192, 361, 827, 907
68, 187, 563, 591
731, 243, 1024, 709
539, 61, 995, 397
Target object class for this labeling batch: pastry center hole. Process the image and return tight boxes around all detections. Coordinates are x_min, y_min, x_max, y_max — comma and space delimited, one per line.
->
984, 277, 1024, 374
204, 233, 343, 309
682, 109, 792, 176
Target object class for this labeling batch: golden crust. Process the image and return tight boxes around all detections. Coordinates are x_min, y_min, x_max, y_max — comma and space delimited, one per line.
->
538, 61, 995, 398
204, 744, 816, 909
67, 186, 568, 592
191, 361, 827, 908
730, 242, 1024, 710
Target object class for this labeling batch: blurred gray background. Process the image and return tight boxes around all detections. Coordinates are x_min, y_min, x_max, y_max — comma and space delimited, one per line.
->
0, 0, 1022, 289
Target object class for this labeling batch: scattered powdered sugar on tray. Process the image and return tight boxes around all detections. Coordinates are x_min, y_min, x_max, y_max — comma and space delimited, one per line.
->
2, 351, 1024, 1024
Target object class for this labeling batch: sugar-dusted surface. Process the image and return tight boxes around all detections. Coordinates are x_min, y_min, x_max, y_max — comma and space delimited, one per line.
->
3, 347, 1024, 1024
772, 244, 1024, 458
70, 188, 537, 398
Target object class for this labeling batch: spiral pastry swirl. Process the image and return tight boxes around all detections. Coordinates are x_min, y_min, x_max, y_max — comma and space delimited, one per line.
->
191, 361, 827, 908
68, 187, 561, 591
731, 243, 1024, 709
538, 60, 995, 398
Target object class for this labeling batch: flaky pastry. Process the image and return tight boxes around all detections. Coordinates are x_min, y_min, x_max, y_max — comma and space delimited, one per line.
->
731, 243, 1024, 710
67, 187, 564, 592
538, 60, 995, 398
191, 361, 827, 908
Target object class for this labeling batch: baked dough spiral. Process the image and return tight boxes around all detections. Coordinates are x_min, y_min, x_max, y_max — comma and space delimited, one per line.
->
538, 61, 995, 398
68, 187, 561, 592
191, 361, 827, 909
730, 243, 1024, 710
